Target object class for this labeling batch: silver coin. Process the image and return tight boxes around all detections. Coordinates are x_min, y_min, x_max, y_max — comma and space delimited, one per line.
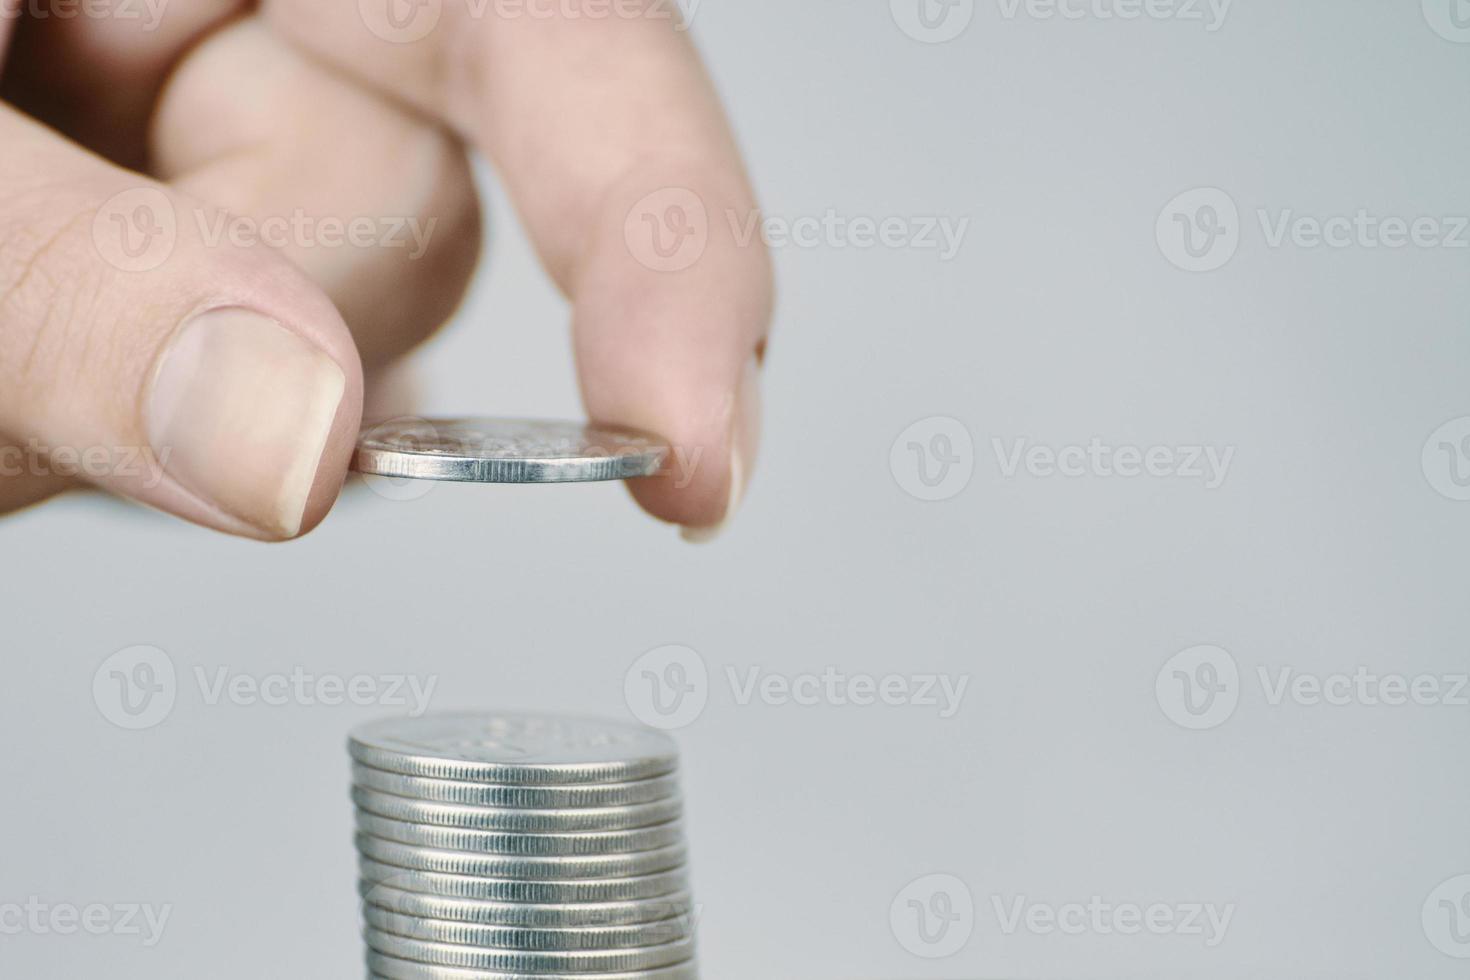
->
352, 765, 681, 809
350, 713, 678, 785
367, 950, 698, 980
360, 881, 695, 929
352, 786, 684, 833
363, 906, 694, 951
356, 812, 685, 856
357, 857, 689, 904
365, 927, 696, 973
353, 417, 668, 484
357, 835, 687, 880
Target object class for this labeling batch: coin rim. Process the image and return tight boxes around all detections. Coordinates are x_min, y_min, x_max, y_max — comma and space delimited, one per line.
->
357, 857, 691, 903
357, 834, 688, 880
351, 764, 682, 808
349, 712, 679, 786
352, 785, 685, 833
359, 881, 695, 928
364, 926, 696, 972
362, 905, 694, 951
354, 811, 686, 856
352, 764, 679, 811
366, 949, 699, 980
352, 418, 669, 484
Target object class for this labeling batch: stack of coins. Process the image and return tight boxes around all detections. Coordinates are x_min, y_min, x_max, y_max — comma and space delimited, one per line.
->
350, 713, 698, 980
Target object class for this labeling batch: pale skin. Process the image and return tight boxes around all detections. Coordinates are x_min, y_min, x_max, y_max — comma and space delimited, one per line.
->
0, 0, 771, 540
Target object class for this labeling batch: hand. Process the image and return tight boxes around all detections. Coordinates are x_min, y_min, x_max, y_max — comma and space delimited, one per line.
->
0, 0, 771, 540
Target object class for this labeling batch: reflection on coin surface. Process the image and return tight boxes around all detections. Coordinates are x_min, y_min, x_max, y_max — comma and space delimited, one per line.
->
353, 417, 669, 484
349, 713, 679, 785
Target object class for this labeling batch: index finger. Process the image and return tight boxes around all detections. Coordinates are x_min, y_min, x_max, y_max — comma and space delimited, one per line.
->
264, 0, 772, 536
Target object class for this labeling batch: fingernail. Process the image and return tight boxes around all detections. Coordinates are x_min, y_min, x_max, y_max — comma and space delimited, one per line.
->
681, 356, 761, 544
147, 308, 346, 539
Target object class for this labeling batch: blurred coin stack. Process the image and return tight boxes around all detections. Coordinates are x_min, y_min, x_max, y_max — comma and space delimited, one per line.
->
350, 713, 698, 980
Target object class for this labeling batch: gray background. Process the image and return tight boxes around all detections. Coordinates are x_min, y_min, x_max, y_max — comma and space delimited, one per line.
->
2, 1, 1469, 977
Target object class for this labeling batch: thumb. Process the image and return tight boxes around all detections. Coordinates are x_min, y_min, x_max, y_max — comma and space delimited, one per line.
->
0, 106, 363, 540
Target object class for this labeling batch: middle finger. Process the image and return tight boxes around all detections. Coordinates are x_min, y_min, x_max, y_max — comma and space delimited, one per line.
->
150, 16, 483, 372
0, 0, 247, 167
